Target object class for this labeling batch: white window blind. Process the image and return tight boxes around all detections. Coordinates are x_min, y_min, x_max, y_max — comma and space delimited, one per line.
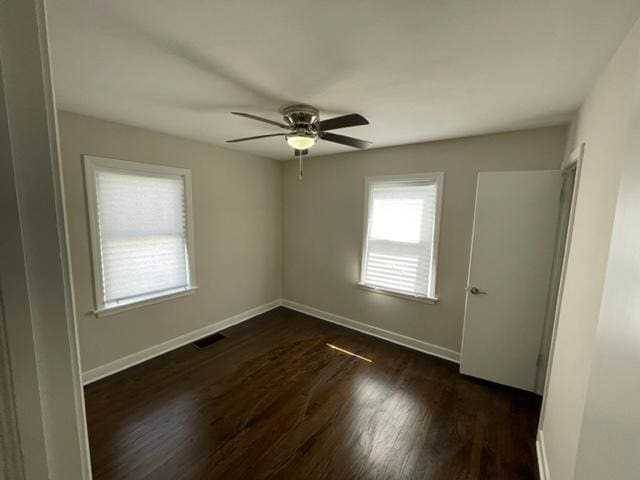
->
360, 174, 443, 299
85, 156, 195, 313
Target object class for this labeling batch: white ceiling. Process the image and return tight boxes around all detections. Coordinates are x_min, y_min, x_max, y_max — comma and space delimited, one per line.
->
48, 0, 640, 160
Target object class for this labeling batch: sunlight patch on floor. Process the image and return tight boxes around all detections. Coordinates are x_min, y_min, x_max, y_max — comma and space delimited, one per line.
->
326, 343, 372, 363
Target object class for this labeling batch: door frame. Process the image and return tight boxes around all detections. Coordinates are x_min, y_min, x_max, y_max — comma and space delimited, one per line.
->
0, 0, 91, 477
537, 143, 585, 419
0, 301, 24, 480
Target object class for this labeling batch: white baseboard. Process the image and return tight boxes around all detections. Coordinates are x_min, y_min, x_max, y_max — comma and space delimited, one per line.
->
84, 298, 461, 385
536, 429, 550, 480
82, 299, 282, 385
281, 299, 460, 363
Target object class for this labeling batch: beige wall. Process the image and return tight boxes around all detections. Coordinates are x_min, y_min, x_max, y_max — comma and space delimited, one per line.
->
540, 18, 640, 480
573, 50, 640, 480
58, 111, 282, 372
60, 114, 568, 374
281, 126, 567, 353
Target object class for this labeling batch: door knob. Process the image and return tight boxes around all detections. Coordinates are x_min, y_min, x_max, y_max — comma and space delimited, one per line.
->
469, 287, 487, 295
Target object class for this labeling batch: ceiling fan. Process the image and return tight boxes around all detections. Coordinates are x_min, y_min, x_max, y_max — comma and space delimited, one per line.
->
226, 104, 372, 157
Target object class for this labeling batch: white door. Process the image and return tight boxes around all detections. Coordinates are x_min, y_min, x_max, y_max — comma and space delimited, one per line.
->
460, 170, 561, 392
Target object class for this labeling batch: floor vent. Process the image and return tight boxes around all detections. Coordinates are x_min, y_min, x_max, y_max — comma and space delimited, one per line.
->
193, 332, 226, 350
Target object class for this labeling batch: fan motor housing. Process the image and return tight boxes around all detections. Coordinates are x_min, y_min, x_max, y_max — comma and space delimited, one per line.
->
283, 104, 319, 129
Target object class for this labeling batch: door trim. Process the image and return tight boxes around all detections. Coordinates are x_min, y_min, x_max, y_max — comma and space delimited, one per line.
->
536, 430, 551, 480
0, 0, 92, 476
0, 295, 25, 480
538, 143, 585, 420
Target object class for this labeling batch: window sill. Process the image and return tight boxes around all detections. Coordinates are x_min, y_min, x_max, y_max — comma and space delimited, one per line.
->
92, 286, 198, 318
357, 283, 438, 304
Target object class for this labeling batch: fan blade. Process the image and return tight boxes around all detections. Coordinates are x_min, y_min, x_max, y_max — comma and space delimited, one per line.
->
294, 149, 309, 156
226, 133, 286, 143
320, 132, 372, 149
231, 112, 290, 129
316, 113, 369, 131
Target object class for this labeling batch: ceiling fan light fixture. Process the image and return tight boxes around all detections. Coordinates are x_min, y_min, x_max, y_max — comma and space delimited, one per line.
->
286, 133, 317, 150
227, 106, 371, 154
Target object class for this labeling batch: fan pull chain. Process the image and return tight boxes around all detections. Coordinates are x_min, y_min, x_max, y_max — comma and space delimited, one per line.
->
298, 150, 304, 181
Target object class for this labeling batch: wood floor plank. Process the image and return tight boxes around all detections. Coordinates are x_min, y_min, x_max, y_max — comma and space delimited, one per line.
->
84, 307, 541, 480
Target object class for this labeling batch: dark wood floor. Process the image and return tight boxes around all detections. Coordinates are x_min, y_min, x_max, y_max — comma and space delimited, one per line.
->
84, 307, 541, 480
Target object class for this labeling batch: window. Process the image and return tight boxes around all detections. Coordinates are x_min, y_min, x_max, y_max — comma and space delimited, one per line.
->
359, 173, 443, 302
84, 156, 196, 316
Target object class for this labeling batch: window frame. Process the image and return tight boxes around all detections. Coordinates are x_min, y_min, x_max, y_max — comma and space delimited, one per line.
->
83, 155, 197, 317
358, 172, 444, 304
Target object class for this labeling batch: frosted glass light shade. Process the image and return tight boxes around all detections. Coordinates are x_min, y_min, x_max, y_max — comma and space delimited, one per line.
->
286, 134, 317, 150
